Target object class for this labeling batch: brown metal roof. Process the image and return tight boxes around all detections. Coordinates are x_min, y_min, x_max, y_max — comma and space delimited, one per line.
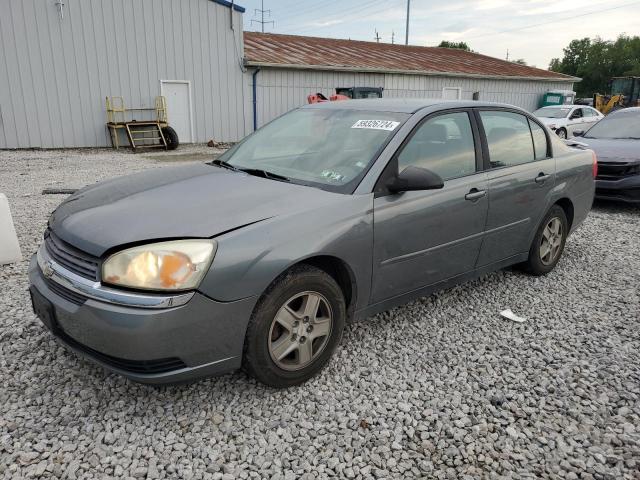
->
244, 32, 577, 82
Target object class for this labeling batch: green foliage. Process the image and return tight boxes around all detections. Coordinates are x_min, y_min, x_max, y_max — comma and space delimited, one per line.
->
438, 41, 472, 52
512, 59, 527, 66
549, 35, 640, 96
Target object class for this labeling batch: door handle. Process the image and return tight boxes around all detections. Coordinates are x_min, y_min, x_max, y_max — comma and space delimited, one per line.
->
465, 188, 487, 201
535, 173, 551, 184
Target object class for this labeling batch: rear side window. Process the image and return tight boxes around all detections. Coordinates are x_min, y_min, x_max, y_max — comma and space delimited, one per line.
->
529, 120, 549, 160
397, 112, 477, 180
480, 111, 535, 168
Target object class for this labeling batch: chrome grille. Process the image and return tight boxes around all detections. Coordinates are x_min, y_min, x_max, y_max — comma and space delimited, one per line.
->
44, 229, 100, 281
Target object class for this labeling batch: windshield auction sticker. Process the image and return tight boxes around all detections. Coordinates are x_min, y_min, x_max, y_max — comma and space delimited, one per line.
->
351, 120, 401, 131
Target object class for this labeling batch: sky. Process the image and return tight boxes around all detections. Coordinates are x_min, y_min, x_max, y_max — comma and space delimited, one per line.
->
240, 0, 640, 69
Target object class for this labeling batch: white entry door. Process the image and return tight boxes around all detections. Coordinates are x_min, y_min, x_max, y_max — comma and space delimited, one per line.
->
161, 81, 193, 143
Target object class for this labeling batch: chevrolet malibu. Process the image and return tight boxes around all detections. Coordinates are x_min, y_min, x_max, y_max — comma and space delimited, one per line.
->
29, 99, 596, 387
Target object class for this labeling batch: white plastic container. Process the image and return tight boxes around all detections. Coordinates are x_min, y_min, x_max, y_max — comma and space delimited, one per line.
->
0, 193, 22, 265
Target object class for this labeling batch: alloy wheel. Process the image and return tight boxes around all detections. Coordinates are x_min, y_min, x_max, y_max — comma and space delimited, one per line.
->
539, 217, 563, 266
268, 291, 333, 371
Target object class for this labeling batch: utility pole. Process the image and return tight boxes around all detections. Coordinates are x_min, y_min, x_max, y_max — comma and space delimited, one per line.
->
391, 31, 395, 44
251, 0, 274, 32
374, 30, 381, 43
405, 0, 410, 45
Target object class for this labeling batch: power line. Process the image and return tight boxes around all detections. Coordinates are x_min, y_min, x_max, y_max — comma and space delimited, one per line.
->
462, 0, 640, 40
250, 0, 274, 32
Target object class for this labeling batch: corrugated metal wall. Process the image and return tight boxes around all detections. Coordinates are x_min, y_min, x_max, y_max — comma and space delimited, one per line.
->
250, 68, 574, 128
0, 0, 248, 148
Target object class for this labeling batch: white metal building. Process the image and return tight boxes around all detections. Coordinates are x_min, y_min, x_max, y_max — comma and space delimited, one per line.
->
243, 32, 578, 130
0, 0, 248, 148
0, 1, 578, 149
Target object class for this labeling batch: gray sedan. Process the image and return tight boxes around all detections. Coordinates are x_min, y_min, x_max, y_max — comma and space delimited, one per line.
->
569, 107, 640, 203
29, 99, 596, 387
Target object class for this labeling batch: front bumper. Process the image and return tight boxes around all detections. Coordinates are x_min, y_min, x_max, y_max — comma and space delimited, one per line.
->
28, 254, 258, 384
595, 176, 640, 204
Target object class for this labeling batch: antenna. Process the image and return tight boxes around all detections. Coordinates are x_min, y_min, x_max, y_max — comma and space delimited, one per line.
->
391, 31, 395, 44
250, 0, 274, 32
375, 29, 381, 43
506, 49, 510, 61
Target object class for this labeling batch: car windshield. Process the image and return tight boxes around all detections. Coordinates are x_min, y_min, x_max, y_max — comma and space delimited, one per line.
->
533, 107, 571, 119
584, 111, 640, 139
216, 108, 409, 192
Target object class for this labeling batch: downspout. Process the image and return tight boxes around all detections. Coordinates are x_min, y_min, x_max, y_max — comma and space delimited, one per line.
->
252, 68, 261, 132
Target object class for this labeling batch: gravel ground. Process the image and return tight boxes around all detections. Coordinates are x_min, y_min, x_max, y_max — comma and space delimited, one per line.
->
1, 147, 639, 479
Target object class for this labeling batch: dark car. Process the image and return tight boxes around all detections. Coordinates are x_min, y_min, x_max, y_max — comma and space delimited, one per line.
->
29, 99, 596, 387
570, 107, 640, 203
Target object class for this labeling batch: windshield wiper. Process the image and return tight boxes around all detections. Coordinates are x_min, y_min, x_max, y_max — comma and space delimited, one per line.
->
238, 168, 291, 182
210, 159, 241, 171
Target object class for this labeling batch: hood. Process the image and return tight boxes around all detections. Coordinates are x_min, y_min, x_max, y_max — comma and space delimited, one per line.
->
537, 117, 565, 127
572, 137, 640, 163
50, 163, 348, 256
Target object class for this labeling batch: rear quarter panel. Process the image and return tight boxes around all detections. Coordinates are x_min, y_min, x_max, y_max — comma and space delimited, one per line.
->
551, 137, 595, 233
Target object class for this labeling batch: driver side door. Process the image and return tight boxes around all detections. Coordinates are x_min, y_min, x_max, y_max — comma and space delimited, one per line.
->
371, 110, 489, 303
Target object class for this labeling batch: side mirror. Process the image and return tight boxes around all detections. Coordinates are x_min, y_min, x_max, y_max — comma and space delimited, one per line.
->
387, 166, 444, 193
573, 130, 585, 137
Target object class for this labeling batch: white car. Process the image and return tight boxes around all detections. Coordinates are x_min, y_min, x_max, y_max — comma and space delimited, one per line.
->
533, 105, 604, 139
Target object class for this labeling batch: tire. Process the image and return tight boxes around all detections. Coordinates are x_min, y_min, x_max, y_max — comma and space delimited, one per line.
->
522, 205, 569, 276
243, 265, 346, 388
162, 126, 179, 150
556, 128, 567, 139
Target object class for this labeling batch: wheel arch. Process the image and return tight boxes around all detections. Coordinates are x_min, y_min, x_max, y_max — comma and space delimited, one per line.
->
554, 197, 575, 230
260, 255, 358, 321
295, 255, 357, 320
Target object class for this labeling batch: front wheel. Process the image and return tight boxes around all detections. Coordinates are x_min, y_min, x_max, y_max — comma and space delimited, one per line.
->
243, 265, 346, 388
556, 128, 567, 139
522, 205, 568, 276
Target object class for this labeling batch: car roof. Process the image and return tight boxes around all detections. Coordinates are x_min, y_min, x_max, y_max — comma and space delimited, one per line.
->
302, 98, 524, 114
610, 107, 640, 115
537, 105, 578, 109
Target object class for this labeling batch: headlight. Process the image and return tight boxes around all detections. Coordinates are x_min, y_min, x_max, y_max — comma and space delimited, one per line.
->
102, 240, 216, 291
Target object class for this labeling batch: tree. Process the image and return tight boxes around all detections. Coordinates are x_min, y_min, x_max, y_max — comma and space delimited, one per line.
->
438, 41, 472, 52
512, 59, 527, 66
549, 35, 640, 96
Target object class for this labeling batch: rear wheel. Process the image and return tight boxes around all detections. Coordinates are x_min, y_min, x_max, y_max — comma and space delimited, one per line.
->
522, 205, 568, 276
243, 265, 346, 388
162, 126, 179, 150
556, 128, 567, 139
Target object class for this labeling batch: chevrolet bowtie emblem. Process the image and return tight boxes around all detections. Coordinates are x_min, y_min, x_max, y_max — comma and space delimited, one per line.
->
42, 261, 55, 279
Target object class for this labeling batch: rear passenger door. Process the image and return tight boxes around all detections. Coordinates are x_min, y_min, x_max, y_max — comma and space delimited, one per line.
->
475, 109, 555, 267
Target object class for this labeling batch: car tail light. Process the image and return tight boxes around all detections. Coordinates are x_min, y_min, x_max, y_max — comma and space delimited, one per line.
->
592, 151, 598, 178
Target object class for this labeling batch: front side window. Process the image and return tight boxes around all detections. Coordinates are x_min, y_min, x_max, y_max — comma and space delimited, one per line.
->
480, 111, 535, 168
397, 112, 477, 181
218, 108, 409, 192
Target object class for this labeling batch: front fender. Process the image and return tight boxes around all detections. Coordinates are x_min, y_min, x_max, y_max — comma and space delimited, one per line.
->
198, 194, 374, 312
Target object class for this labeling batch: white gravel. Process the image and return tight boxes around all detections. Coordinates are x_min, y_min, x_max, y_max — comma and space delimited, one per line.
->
1, 147, 639, 479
